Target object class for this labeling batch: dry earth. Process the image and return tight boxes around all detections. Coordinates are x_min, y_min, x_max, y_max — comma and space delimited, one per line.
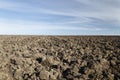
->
0, 36, 120, 80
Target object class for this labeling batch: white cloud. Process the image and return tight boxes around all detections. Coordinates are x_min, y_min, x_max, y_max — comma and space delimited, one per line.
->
0, 0, 119, 23
0, 18, 102, 34
0, 0, 119, 35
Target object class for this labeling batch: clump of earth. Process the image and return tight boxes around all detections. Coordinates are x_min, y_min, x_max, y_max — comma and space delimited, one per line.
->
0, 36, 120, 80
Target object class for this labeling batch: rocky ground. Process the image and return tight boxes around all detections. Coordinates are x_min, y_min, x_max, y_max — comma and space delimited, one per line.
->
0, 36, 120, 80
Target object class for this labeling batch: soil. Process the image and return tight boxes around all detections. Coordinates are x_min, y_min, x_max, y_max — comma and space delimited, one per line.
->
0, 36, 120, 80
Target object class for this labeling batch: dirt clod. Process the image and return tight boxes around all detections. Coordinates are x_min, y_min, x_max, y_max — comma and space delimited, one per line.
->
0, 36, 120, 80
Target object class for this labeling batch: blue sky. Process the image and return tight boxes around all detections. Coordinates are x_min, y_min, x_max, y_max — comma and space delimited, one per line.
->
0, 0, 120, 35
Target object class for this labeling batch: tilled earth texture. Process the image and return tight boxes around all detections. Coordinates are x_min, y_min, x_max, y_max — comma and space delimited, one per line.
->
0, 36, 120, 80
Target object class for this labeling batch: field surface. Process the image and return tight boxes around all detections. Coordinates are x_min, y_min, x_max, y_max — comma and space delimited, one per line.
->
0, 36, 120, 80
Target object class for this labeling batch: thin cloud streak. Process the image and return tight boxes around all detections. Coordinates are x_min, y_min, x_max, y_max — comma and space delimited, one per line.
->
0, 0, 120, 35
0, 18, 103, 31
0, 0, 120, 21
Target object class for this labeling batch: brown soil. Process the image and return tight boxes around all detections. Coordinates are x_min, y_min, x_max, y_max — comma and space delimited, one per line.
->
0, 36, 120, 80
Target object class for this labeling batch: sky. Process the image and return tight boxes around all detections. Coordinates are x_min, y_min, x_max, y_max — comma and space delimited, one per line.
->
0, 0, 120, 35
